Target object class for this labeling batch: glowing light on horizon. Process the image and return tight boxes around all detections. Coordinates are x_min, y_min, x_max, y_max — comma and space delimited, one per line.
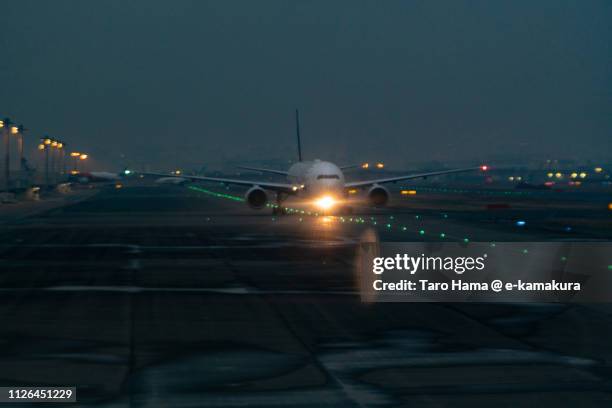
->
315, 196, 335, 210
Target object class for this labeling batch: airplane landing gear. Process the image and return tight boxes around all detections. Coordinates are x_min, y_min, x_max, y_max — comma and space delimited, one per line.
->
272, 192, 288, 215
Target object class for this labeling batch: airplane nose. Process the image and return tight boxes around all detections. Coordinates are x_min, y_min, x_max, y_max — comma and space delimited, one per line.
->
312, 179, 342, 196
325, 180, 343, 194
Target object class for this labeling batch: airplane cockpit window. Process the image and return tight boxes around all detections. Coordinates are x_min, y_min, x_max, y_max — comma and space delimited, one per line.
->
316, 174, 340, 179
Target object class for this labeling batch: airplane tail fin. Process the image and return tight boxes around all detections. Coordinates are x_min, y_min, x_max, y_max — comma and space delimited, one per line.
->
295, 109, 302, 162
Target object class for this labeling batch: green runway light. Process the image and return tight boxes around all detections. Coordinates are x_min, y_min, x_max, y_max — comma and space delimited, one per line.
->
522, 249, 529, 254
188, 185, 473, 243
608, 265, 612, 270
463, 238, 469, 243
188, 185, 244, 202
561, 256, 567, 262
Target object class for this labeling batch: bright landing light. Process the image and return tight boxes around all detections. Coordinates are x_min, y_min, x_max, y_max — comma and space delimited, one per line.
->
315, 196, 335, 210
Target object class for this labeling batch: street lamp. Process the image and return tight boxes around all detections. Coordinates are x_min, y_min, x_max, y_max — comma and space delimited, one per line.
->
14, 125, 26, 187
50, 139, 64, 182
79, 154, 88, 173
1, 118, 13, 190
49, 139, 58, 184
37, 137, 70, 185
57, 141, 65, 179
40, 136, 52, 187
70, 152, 80, 174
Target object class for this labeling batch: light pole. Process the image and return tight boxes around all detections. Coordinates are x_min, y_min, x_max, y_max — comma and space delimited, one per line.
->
51, 140, 59, 184
79, 154, 88, 173
42, 137, 52, 187
15, 125, 26, 188
57, 142, 65, 181
70, 152, 80, 174
37, 142, 46, 186
1, 118, 12, 191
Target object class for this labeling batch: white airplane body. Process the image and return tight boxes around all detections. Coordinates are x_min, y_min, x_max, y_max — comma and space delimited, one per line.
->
143, 110, 487, 213
287, 160, 345, 197
155, 176, 189, 185
75, 171, 121, 183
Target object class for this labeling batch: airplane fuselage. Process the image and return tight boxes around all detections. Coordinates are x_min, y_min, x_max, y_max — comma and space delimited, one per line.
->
287, 159, 345, 198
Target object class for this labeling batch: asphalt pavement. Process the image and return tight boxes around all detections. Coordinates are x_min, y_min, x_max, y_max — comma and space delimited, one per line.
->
1, 185, 611, 407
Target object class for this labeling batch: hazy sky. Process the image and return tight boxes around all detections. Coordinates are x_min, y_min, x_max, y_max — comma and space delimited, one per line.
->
2, 0, 611, 170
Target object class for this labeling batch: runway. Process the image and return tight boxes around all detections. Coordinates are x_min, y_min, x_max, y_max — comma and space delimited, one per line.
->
1, 185, 612, 407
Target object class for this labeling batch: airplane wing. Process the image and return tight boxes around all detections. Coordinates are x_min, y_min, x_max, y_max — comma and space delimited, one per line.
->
141, 172, 295, 193
344, 166, 487, 188
237, 166, 289, 176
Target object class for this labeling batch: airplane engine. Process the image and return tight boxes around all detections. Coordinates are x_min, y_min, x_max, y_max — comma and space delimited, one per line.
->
367, 184, 389, 207
245, 186, 268, 209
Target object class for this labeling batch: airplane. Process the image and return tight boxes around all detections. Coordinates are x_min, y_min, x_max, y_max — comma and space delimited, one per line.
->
141, 110, 488, 214
72, 170, 185, 185
154, 176, 189, 185
70, 171, 122, 184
